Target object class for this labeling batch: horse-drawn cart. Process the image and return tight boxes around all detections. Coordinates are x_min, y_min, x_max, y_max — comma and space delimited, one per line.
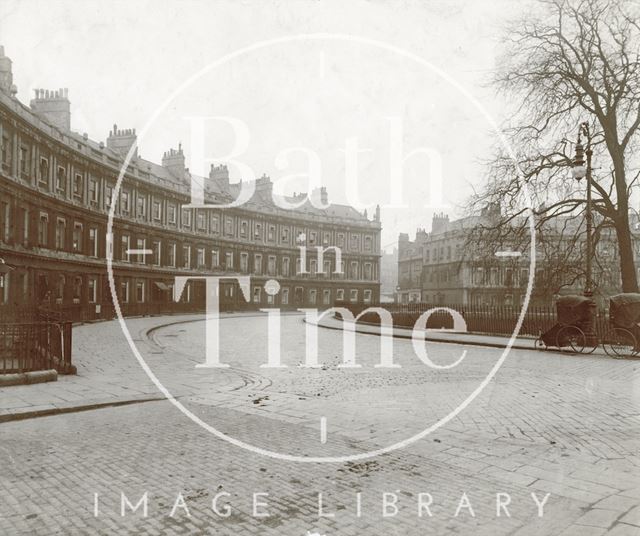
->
536, 295, 597, 353
602, 293, 640, 358
535, 293, 640, 357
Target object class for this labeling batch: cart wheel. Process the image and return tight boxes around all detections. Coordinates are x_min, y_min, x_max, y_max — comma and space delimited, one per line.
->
556, 325, 586, 353
582, 340, 599, 354
602, 328, 636, 358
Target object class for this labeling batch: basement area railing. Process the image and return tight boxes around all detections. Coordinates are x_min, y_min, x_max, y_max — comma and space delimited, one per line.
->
0, 308, 74, 375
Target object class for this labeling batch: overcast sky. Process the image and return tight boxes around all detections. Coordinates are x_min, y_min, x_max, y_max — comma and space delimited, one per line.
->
1, 0, 528, 251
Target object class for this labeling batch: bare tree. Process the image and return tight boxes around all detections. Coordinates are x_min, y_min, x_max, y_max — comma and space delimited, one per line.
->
465, 207, 623, 304
471, 0, 640, 293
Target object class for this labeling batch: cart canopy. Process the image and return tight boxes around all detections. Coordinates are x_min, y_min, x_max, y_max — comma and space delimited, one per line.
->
555, 295, 593, 325
610, 293, 640, 329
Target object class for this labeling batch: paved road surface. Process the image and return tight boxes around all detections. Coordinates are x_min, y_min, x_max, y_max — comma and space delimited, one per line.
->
1, 313, 639, 535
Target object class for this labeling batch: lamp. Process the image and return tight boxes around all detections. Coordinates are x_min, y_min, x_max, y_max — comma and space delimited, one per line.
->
0, 258, 14, 275
572, 134, 587, 180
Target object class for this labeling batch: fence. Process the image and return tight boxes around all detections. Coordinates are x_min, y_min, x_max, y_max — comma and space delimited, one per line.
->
0, 299, 235, 374
0, 320, 73, 374
0, 301, 208, 324
336, 301, 610, 338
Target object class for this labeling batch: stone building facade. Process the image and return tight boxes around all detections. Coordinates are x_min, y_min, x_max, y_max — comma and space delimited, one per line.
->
397, 209, 640, 308
0, 47, 381, 320
379, 248, 398, 303
397, 213, 475, 305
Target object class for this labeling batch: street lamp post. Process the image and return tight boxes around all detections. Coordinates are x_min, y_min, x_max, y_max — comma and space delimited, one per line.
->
0, 258, 13, 275
572, 122, 593, 296
572, 122, 597, 345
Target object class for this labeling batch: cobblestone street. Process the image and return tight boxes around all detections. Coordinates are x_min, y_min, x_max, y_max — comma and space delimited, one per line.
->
1, 313, 640, 535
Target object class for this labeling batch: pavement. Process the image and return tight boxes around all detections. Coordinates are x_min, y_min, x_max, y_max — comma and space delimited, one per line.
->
315, 313, 541, 351
0, 310, 619, 423
1, 312, 639, 535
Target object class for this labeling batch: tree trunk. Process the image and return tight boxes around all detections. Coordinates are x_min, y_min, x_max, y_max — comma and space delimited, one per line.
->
615, 212, 639, 293
610, 141, 638, 293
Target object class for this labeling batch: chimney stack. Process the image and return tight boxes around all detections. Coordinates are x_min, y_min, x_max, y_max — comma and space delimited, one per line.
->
162, 143, 185, 180
320, 186, 328, 205
255, 173, 273, 197
106, 124, 138, 159
30, 88, 71, 131
209, 163, 229, 190
0, 46, 16, 96
311, 186, 329, 207
431, 212, 450, 235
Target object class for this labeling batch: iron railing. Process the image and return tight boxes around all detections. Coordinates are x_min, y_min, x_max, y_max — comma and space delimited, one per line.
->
336, 301, 610, 338
0, 320, 73, 374
0, 300, 230, 374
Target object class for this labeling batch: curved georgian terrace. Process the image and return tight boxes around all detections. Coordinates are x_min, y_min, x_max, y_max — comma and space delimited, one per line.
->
0, 44, 381, 320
